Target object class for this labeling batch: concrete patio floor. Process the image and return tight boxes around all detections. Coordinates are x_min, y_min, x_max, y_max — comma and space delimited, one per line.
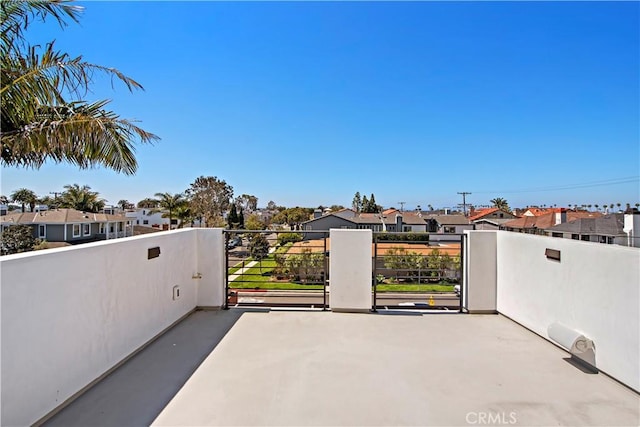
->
46, 309, 639, 427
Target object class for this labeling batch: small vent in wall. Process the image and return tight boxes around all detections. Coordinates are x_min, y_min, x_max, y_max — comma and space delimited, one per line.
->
148, 246, 161, 259
545, 248, 561, 262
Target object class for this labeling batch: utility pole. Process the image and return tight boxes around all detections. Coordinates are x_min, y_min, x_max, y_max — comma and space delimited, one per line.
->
49, 191, 61, 200
398, 201, 405, 212
457, 192, 472, 216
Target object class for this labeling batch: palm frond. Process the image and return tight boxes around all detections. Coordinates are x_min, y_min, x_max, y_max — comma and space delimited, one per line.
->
1, 100, 159, 174
1, 0, 82, 56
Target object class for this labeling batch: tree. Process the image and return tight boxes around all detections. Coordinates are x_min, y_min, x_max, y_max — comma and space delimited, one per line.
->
235, 194, 258, 213
248, 233, 270, 273
58, 184, 104, 212
118, 199, 132, 211
267, 200, 277, 211
490, 198, 510, 212
174, 204, 195, 228
238, 207, 245, 229
352, 192, 362, 212
245, 213, 265, 230
10, 188, 37, 212
1, 224, 38, 255
186, 176, 233, 227
227, 204, 240, 229
1, 0, 159, 174
39, 195, 60, 209
362, 193, 380, 213
285, 248, 324, 284
361, 195, 369, 213
137, 198, 159, 209
329, 205, 344, 212
154, 192, 185, 229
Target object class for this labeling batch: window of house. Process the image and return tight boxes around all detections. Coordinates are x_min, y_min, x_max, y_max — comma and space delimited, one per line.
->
118, 222, 123, 232
581, 235, 590, 241
444, 226, 456, 233
571, 234, 579, 240
607, 236, 614, 244
403, 226, 411, 232
143, 219, 149, 225
99, 223, 105, 234
38, 224, 46, 239
72, 224, 81, 237
136, 220, 140, 225
552, 232, 562, 238
499, 213, 504, 218
109, 224, 115, 233
83, 224, 90, 235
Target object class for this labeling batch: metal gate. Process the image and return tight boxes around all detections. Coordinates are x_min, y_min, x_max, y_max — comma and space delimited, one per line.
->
224, 230, 330, 309
372, 232, 465, 312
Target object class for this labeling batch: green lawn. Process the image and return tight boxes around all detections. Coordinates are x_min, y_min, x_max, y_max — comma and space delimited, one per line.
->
229, 243, 324, 290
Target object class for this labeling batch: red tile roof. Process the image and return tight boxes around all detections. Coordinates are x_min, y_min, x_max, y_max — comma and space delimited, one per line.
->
468, 208, 499, 221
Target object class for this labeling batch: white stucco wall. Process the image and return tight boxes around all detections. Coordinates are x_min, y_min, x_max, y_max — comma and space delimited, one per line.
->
0, 228, 225, 426
464, 231, 497, 313
196, 228, 226, 307
495, 231, 640, 392
329, 229, 372, 312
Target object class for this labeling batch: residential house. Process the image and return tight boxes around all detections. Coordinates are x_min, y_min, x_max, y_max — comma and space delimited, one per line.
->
468, 207, 518, 222
423, 214, 474, 241
502, 209, 601, 235
0, 208, 132, 243
126, 208, 173, 230
302, 209, 470, 241
545, 213, 640, 247
521, 207, 573, 217
473, 218, 515, 230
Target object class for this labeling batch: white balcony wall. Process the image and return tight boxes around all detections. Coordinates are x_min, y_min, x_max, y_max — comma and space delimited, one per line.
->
464, 231, 497, 313
329, 229, 372, 312
0, 228, 225, 426
494, 231, 640, 392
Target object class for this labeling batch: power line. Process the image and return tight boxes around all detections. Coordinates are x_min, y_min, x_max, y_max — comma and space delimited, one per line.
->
471, 176, 639, 195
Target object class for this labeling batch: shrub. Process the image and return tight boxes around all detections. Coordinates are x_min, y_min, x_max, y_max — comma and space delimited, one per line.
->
1, 225, 39, 255
277, 232, 303, 246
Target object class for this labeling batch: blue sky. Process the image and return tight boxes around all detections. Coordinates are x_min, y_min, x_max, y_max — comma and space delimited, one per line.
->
2, 1, 639, 210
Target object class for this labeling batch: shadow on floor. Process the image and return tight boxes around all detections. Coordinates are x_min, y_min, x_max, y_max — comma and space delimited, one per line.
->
44, 309, 252, 427
563, 356, 599, 374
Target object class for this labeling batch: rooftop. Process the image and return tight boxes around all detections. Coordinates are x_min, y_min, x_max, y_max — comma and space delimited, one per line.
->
44, 309, 639, 427
2, 228, 638, 426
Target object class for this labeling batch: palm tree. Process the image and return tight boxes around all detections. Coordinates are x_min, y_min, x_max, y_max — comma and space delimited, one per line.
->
174, 204, 195, 228
10, 188, 37, 212
154, 192, 186, 229
59, 184, 104, 212
1, 0, 159, 174
490, 197, 510, 212
117, 199, 131, 211
137, 198, 159, 209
